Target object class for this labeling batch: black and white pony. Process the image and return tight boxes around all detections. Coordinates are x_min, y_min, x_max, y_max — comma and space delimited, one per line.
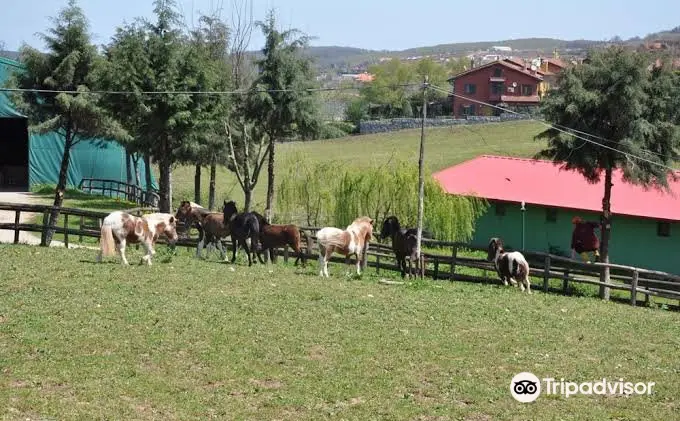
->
487, 237, 532, 294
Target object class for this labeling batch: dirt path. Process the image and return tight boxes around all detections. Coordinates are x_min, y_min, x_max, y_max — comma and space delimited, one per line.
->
0, 192, 97, 249
0, 192, 44, 245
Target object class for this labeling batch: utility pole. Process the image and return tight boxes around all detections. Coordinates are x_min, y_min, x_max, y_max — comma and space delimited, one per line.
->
415, 76, 428, 278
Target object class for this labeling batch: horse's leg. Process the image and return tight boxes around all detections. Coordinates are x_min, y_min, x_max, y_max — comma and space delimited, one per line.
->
242, 239, 253, 267
230, 235, 238, 263
318, 245, 325, 277
196, 232, 204, 259
325, 248, 334, 277
214, 238, 224, 260
118, 238, 129, 266
142, 240, 154, 266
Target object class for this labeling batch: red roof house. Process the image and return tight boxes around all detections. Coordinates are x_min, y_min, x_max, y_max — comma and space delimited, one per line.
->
447, 60, 544, 118
432, 155, 680, 272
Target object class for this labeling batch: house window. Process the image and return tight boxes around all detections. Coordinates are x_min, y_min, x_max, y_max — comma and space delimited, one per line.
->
521, 84, 534, 96
491, 82, 504, 95
460, 104, 476, 116
493, 67, 502, 77
495, 202, 506, 216
546, 208, 557, 223
657, 221, 671, 237
464, 83, 477, 94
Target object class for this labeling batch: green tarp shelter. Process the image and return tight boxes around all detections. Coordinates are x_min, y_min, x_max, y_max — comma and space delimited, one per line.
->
0, 56, 157, 192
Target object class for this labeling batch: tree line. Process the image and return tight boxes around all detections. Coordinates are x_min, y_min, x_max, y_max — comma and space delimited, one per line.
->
6, 0, 325, 245
344, 56, 469, 125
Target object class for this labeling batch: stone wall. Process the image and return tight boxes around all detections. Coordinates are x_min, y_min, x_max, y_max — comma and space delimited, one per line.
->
358, 114, 531, 134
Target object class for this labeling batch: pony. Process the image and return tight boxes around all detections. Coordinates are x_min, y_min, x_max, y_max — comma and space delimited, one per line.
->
248, 211, 308, 266
96, 211, 178, 265
316, 216, 374, 277
222, 200, 263, 266
379, 216, 434, 278
175, 200, 231, 260
486, 237, 531, 294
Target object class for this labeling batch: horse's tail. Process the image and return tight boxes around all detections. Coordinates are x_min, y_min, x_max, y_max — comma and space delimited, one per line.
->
247, 215, 261, 251
99, 223, 116, 257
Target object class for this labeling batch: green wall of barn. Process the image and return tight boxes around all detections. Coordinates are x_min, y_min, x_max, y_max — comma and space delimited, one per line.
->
469, 200, 679, 275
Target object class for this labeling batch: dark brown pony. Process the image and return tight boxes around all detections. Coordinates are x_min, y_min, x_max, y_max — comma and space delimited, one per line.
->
250, 211, 308, 266
175, 201, 231, 260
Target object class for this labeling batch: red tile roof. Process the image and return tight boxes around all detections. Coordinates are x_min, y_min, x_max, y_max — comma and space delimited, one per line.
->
448, 60, 543, 82
432, 155, 680, 221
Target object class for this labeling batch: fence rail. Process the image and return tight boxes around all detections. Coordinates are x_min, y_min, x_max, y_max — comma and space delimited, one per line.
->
1, 201, 679, 308
78, 178, 160, 207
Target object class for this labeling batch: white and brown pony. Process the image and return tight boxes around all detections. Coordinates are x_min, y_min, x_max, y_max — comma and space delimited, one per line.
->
96, 211, 179, 265
487, 237, 532, 293
316, 216, 374, 277
175, 200, 231, 260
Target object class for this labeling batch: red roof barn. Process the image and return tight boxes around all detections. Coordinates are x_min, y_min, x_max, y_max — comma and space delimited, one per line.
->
432, 155, 680, 273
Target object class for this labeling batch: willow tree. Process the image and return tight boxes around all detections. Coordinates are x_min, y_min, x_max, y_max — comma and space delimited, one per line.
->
10, 0, 128, 245
277, 157, 488, 242
535, 46, 680, 296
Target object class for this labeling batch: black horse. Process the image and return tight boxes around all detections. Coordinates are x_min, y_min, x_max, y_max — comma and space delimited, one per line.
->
222, 200, 264, 266
379, 216, 434, 278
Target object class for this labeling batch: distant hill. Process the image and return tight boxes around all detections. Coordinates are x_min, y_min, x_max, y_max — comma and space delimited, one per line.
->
297, 38, 610, 72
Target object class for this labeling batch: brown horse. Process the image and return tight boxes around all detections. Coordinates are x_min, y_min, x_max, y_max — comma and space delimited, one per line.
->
316, 216, 374, 277
175, 201, 231, 260
250, 211, 308, 266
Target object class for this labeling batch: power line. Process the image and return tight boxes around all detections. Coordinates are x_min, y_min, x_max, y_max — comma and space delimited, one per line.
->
0, 83, 420, 96
427, 83, 678, 173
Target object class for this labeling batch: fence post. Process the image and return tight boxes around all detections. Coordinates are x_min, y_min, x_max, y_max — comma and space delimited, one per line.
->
40, 209, 49, 245
13, 210, 20, 244
433, 256, 439, 280
543, 255, 551, 292
79, 215, 84, 243
63, 213, 69, 248
630, 269, 639, 307
376, 253, 380, 274
562, 269, 570, 293
449, 245, 458, 280
283, 246, 289, 264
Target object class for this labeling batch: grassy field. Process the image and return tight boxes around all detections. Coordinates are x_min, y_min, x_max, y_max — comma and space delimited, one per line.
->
170, 120, 546, 210
1, 244, 678, 420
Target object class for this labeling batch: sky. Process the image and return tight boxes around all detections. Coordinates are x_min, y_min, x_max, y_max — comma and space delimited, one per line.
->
1, 0, 679, 52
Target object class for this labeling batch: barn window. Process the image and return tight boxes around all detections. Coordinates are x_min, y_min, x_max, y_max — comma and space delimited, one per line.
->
491, 82, 504, 94
522, 84, 534, 96
546, 208, 558, 223
464, 83, 477, 94
493, 67, 502, 77
495, 202, 506, 216
461, 104, 476, 116
657, 221, 671, 237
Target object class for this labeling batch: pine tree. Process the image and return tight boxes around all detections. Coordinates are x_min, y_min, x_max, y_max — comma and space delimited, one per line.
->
535, 46, 680, 296
246, 10, 320, 221
10, 0, 128, 245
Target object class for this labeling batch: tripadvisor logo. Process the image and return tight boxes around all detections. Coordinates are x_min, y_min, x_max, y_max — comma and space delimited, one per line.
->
510, 372, 655, 402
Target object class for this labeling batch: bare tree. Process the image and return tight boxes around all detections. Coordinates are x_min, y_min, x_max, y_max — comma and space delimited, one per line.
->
224, 118, 268, 211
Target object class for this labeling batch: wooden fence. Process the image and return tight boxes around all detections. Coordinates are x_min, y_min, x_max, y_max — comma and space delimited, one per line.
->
1, 201, 679, 308
78, 178, 160, 207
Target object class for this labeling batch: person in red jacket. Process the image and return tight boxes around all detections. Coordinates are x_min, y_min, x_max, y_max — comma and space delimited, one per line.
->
571, 216, 601, 263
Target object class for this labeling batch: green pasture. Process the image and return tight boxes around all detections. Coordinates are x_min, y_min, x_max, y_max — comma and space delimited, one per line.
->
170, 120, 546, 211
1, 243, 678, 420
